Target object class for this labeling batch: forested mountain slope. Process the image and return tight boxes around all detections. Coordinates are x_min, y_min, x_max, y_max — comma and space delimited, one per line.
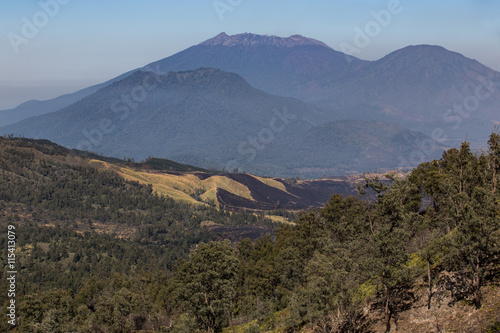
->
0, 135, 499, 332
0, 69, 442, 177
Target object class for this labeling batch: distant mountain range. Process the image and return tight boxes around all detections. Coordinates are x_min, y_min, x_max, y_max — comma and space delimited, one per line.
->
146, 32, 367, 102
146, 33, 500, 144
315, 45, 500, 143
2, 68, 437, 177
1, 32, 498, 177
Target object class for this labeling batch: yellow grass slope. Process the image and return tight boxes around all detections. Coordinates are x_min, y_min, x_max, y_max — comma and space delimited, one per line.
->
251, 175, 289, 193
88, 159, 256, 207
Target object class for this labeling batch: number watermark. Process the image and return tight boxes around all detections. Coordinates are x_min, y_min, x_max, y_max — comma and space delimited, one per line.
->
6, 225, 17, 326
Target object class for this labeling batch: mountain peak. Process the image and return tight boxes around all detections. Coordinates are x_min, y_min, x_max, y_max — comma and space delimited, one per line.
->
199, 32, 331, 48
386, 44, 465, 60
376, 44, 491, 72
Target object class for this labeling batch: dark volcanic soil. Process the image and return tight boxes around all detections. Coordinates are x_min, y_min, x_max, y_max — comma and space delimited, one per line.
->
214, 173, 357, 211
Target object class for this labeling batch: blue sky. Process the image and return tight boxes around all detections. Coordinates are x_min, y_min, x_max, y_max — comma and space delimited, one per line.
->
0, 0, 499, 110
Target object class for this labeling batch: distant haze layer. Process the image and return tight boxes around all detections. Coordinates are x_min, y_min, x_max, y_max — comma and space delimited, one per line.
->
0, 80, 99, 110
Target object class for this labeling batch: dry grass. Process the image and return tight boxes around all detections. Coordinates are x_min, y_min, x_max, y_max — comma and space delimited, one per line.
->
252, 175, 288, 192
264, 215, 294, 225
89, 159, 254, 207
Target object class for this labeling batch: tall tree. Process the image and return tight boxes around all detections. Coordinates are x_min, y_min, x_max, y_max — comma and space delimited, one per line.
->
443, 186, 500, 309
173, 240, 240, 333
487, 128, 500, 194
366, 179, 421, 332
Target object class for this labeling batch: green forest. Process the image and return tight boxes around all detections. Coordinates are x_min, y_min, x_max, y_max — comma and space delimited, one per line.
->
0, 135, 499, 332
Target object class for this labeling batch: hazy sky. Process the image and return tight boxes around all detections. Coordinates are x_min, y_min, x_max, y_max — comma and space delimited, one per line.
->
1, 0, 499, 110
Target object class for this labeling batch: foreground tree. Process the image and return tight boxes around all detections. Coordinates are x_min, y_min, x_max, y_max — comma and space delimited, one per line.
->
411, 134, 500, 309
366, 178, 421, 332
173, 240, 240, 333
443, 186, 500, 309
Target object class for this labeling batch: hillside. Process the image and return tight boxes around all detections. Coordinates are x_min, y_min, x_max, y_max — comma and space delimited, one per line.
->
0, 137, 357, 211
0, 69, 324, 174
314, 45, 500, 144
272, 120, 444, 175
0, 32, 359, 127
93, 159, 357, 211
0, 68, 442, 178
1, 134, 499, 332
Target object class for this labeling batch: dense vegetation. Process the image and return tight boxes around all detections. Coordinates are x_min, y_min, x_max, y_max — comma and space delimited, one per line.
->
0, 134, 499, 332
0, 137, 276, 332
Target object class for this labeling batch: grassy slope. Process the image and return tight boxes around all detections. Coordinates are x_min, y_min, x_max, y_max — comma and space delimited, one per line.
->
88, 160, 290, 208
252, 175, 289, 193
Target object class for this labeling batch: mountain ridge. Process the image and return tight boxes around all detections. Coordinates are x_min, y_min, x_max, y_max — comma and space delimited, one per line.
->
199, 32, 331, 48
0, 68, 443, 178
3, 32, 499, 145
2, 32, 499, 172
